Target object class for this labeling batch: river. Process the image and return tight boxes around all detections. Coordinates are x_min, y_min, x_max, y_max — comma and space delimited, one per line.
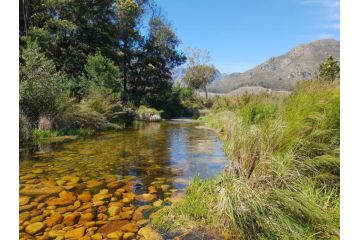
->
19, 120, 227, 239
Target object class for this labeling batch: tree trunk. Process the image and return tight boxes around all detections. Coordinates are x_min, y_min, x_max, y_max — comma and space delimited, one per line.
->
204, 86, 208, 99
38, 115, 53, 131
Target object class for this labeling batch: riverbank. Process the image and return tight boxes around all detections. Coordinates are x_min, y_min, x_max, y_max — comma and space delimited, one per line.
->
152, 78, 340, 239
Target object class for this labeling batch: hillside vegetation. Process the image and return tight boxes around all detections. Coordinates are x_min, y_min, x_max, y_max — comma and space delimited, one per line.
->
153, 58, 340, 239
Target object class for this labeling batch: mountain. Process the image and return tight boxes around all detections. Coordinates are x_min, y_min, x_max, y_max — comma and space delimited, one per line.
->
208, 39, 340, 93
171, 67, 224, 84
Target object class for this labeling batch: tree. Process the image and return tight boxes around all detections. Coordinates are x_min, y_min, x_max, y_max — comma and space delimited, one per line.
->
318, 55, 340, 81
83, 52, 121, 93
20, 41, 68, 125
184, 65, 216, 98
136, 16, 185, 106
183, 48, 216, 98
116, 0, 143, 96
20, 0, 120, 76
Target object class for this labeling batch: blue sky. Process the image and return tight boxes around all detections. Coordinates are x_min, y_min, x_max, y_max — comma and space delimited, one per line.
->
156, 0, 340, 73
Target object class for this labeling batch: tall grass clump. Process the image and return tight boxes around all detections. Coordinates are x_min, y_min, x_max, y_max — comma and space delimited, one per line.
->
153, 75, 340, 239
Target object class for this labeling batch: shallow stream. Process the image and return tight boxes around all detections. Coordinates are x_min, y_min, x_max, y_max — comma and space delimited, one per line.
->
19, 121, 227, 239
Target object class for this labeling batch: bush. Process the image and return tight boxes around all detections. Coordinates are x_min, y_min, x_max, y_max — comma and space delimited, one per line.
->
136, 105, 162, 122
20, 40, 69, 123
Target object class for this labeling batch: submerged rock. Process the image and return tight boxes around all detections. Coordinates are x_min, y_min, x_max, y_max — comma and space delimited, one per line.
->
78, 191, 92, 202
135, 193, 156, 202
137, 227, 164, 240
25, 222, 46, 235
64, 227, 85, 239
44, 213, 63, 227
48, 229, 65, 238
107, 230, 123, 239
20, 184, 63, 196
120, 223, 139, 233
108, 206, 121, 217
63, 212, 81, 226
97, 220, 129, 236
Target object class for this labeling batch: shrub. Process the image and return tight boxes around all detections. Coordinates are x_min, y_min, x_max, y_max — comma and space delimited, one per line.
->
20, 40, 69, 123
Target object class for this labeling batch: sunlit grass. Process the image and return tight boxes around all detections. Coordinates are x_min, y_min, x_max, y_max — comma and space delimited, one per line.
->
153, 79, 340, 239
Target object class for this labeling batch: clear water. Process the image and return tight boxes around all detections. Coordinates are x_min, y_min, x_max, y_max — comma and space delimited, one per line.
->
19, 121, 227, 239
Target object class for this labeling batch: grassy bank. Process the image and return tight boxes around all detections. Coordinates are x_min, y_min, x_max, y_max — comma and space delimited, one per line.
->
152, 78, 340, 239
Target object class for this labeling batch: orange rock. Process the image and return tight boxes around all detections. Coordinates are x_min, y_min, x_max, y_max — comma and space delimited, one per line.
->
120, 223, 139, 233
123, 232, 135, 239
46, 191, 76, 206
135, 194, 156, 202
79, 212, 94, 222
63, 212, 81, 226
44, 213, 63, 227
108, 202, 124, 208
64, 227, 85, 239
93, 193, 112, 202
147, 186, 157, 194
97, 220, 129, 236
137, 227, 164, 240
119, 211, 133, 220
20, 184, 63, 196
76, 202, 93, 212
78, 191, 92, 202
87, 179, 103, 188
122, 192, 136, 200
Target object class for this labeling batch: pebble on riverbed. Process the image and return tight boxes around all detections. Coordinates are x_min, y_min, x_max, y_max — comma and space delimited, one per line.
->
19, 170, 174, 240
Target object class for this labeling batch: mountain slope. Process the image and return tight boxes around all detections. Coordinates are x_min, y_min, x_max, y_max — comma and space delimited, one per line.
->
208, 39, 340, 93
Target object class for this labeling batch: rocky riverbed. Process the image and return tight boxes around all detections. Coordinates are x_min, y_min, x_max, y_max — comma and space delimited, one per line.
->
20, 168, 185, 239
19, 122, 227, 239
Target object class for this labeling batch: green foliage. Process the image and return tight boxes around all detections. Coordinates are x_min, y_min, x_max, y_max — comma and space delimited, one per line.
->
20, 40, 69, 122
184, 65, 217, 90
156, 78, 340, 239
20, 0, 120, 76
318, 55, 340, 82
152, 177, 220, 232
84, 52, 121, 92
74, 52, 121, 100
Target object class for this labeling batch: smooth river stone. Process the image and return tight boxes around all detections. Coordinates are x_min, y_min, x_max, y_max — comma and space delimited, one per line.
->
20, 184, 63, 195
19, 196, 31, 206
120, 223, 139, 233
25, 222, 46, 235
64, 227, 85, 239
97, 220, 129, 236
137, 226, 164, 240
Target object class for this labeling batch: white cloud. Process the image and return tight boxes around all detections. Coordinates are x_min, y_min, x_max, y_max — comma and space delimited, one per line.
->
300, 0, 340, 28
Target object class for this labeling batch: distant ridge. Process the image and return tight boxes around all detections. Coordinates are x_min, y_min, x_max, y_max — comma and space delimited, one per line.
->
208, 39, 340, 93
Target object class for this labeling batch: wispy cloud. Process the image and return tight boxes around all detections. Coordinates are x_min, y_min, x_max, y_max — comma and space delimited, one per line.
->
300, 0, 340, 29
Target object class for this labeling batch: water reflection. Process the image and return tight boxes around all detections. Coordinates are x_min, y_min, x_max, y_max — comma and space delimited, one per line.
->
20, 121, 227, 189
